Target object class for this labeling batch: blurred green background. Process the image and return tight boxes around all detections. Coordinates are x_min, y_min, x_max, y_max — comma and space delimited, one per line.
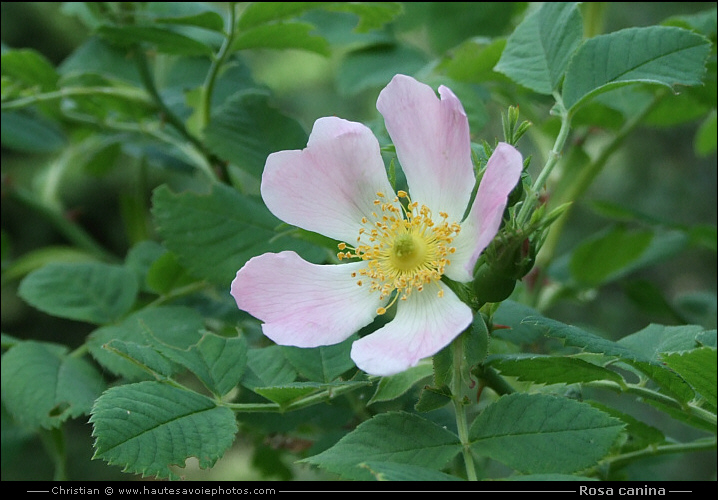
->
1, 2, 715, 481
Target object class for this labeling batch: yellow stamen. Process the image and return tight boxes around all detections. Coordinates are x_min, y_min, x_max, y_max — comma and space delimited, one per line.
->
338, 191, 460, 314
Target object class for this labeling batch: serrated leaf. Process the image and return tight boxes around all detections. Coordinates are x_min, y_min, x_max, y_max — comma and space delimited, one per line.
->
303, 412, 461, 480
563, 26, 711, 111
522, 315, 648, 361
588, 401, 666, 452
104, 339, 176, 378
494, 2, 583, 94
241, 345, 297, 390
158, 333, 248, 397
18, 262, 138, 324
88, 306, 204, 380
91, 381, 237, 480
489, 355, 624, 386
469, 393, 624, 473
618, 324, 708, 360
230, 22, 330, 55
661, 347, 717, 409
526, 317, 697, 403
369, 363, 433, 405
414, 384, 452, 413
282, 336, 356, 383
360, 461, 464, 481
1, 341, 105, 429
151, 183, 323, 286
203, 90, 308, 177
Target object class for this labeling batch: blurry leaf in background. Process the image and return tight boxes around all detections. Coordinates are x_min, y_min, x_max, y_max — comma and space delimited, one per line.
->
18, 262, 138, 324
1, 341, 105, 429
152, 183, 326, 287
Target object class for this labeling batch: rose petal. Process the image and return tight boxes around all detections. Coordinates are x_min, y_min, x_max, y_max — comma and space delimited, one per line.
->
446, 142, 523, 282
350, 283, 472, 376
231, 251, 385, 347
377, 74, 475, 223
261, 116, 396, 243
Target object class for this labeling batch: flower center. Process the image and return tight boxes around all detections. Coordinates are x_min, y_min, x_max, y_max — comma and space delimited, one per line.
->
337, 191, 460, 315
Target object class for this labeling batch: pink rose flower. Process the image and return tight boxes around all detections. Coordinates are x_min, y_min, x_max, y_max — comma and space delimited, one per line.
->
231, 74, 522, 376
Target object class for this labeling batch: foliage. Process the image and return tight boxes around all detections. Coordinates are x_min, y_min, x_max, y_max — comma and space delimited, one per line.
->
1, 2, 716, 482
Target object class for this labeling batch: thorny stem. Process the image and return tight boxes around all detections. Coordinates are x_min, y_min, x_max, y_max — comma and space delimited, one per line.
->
452, 338, 478, 481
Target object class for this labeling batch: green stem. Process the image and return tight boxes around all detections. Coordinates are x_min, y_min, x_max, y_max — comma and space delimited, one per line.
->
602, 437, 716, 471
452, 338, 477, 481
201, 3, 238, 129
133, 48, 220, 182
1, 87, 153, 111
517, 92, 572, 226
39, 427, 67, 481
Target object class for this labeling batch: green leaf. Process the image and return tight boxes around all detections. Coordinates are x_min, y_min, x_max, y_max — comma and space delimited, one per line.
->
253, 380, 370, 407
151, 183, 323, 286
568, 226, 688, 287
230, 22, 330, 55
360, 461, 464, 481
327, 2, 403, 33
91, 381, 237, 480
237, 2, 325, 29
1, 48, 58, 91
18, 262, 138, 324
155, 11, 225, 32
494, 2, 583, 94
414, 384, 452, 413
469, 393, 624, 473
282, 337, 356, 383
203, 90, 309, 177
588, 402, 666, 452
337, 44, 428, 95
157, 333, 249, 397
617, 324, 708, 360
237, 2, 402, 33
489, 355, 624, 386
1, 111, 66, 153
88, 306, 204, 380
104, 339, 176, 378
1, 245, 99, 283
1, 341, 105, 429
369, 363, 433, 405
661, 347, 717, 410
440, 38, 508, 84
563, 26, 711, 111
695, 110, 717, 157
97, 25, 214, 56
303, 412, 461, 480
241, 345, 297, 390
522, 315, 648, 361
